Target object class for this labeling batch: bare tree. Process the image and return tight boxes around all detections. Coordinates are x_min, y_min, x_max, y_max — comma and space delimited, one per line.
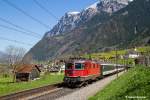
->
5, 45, 26, 82
22, 53, 33, 64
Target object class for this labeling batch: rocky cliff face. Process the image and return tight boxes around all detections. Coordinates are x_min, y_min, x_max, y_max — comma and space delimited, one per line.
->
23, 0, 150, 61
45, 0, 131, 37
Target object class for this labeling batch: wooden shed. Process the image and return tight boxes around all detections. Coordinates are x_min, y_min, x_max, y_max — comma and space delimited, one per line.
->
135, 56, 150, 66
15, 64, 41, 82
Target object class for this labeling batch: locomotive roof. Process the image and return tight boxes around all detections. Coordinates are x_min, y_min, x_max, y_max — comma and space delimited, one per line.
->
66, 59, 124, 66
67, 59, 98, 63
74, 60, 86, 63
75, 60, 99, 63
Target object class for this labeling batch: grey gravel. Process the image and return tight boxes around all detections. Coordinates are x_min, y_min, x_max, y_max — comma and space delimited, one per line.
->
30, 88, 78, 100
56, 72, 124, 100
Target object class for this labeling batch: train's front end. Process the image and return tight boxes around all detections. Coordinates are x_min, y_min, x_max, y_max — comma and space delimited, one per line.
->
63, 60, 87, 87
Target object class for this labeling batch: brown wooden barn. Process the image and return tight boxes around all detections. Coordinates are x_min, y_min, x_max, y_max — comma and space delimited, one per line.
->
15, 65, 41, 82
134, 56, 150, 66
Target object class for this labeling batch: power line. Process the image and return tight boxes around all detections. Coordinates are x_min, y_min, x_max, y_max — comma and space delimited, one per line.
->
0, 24, 40, 39
3, 0, 50, 29
0, 36, 33, 46
33, 0, 58, 20
0, 17, 42, 37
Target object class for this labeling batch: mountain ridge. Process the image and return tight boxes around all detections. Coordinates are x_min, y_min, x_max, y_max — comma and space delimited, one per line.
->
45, 0, 131, 37
23, 0, 150, 61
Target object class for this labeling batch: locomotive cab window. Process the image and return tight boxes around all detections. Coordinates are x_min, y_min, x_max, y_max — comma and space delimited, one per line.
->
65, 63, 73, 69
75, 63, 84, 69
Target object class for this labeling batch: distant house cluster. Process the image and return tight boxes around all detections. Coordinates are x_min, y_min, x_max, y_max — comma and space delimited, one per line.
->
47, 60, 65, 73
125, 49, 150, 66
124, 50, 140, 59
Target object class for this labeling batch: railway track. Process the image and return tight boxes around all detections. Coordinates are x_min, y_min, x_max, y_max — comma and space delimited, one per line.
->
30, 87, 78, 100
0, 69, 126, 100
30, 69, 126, 100
0, 83, 62, 100
30, 70, 125, 100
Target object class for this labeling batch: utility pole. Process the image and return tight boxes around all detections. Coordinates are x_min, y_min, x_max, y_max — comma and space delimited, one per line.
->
115, 48, 118, 78
115, 21, 119, 78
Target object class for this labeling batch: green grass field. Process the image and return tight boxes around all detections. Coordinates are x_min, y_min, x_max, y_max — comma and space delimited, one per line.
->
82, 46, 150, 65
0, 73, 64, 96
83, 46, 150, 59
89, 66, 150, 100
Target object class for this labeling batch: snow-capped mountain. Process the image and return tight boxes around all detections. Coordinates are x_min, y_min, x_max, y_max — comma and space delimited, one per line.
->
97, 0, 130, 13
24, 0, 150, 61
45, 12, 80, 37
45, 0, 133, 37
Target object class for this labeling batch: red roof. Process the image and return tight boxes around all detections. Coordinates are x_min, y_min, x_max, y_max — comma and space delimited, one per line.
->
16, 64, 41, 73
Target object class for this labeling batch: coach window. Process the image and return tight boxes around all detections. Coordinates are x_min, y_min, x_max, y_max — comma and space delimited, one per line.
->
75, 63, 83, 70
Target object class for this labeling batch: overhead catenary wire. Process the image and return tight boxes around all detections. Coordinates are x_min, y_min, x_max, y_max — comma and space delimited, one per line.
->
33, 0, 58, 20
0, 17, 42, 37
0, 24, 40, 39
3, 0, 50, 29
0, 36, 33, 46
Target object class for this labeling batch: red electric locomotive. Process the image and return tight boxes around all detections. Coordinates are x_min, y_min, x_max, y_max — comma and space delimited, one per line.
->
63, 59, 102, 87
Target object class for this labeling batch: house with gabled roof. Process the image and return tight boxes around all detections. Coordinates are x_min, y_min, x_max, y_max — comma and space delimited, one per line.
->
15, 64, 41, 82
125, 50, 140, 59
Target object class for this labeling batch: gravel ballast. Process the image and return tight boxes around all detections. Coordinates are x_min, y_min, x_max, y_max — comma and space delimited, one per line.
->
56, 72, 124, 100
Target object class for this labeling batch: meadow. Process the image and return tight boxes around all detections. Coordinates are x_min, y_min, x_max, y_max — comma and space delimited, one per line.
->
83, 46, 150, 65
0, 73, 64, 96
89, 66, 150, 100
0, 46, 149, 97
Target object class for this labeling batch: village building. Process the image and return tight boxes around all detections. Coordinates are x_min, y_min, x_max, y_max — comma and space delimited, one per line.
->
15, 64, 41, 82
125, 50, 140, 59
134, 56, 150, 66
48, 59, 65, 73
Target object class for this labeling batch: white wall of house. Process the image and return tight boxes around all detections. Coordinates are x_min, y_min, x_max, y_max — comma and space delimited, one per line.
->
129, 54, 139, 58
